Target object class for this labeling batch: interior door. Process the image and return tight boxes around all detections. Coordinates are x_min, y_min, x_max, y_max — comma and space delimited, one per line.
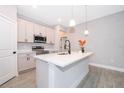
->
0, 16, 17, 85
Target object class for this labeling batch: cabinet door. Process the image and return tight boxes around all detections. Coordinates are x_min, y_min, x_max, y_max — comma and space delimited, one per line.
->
27, 53, 36, 69
0, 16, 17, 85
46, 27, 51, 43
17, 18, 26, 42
17, 54, 27, 72
25, 21, 34, 42
34, 23, 40, 35
17, 53, 36, 72
46, 27, 55, 44
51, 29, 55, 44
39, 25, 46, 37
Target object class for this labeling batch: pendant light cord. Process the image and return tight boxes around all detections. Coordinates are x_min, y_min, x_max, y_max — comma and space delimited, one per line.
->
72, 5, 74, 19
85, 5, 87, 30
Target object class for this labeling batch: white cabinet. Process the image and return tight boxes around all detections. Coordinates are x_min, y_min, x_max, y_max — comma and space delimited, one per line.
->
34, 24, 55, 44
17, 18, 34, 42
39, 25, 46, 37
25, 21, 34, 42
50, 29, 55, 44
17, 54, 27, 72
34, 23, 40, 36
46, 27, 55, 44
17, 53, 36, 72
34, 24, 46, 37
18, 18, 26, 42
18, 18, 55, 44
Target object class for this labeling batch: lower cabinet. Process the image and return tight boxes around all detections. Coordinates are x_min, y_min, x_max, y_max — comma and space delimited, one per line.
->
17, 53, 36, 72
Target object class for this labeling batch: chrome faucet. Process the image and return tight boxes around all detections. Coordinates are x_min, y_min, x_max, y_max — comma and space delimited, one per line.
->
64, 40, 71, 54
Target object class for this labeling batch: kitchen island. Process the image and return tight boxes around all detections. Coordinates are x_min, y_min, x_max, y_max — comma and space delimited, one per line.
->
34, 51, 93, 88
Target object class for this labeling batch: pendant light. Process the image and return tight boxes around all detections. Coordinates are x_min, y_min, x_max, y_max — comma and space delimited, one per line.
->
69, 19, 76, 27
84, 5, 89, 36
69, 6, 76, 27
68, 6, 76, 33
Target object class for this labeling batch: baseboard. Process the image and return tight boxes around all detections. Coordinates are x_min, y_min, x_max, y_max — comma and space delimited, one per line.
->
0, 72, 16, 85
89, 63, 124, 72
19, 67, 36, 74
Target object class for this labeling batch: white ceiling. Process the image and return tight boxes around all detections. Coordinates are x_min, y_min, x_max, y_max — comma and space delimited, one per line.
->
17, 5, 124, 27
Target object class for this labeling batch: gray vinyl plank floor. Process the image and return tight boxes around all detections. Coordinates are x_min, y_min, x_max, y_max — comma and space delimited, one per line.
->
77, 66, 124, 88
1, 66, 124, 88
0, 69, 36, 88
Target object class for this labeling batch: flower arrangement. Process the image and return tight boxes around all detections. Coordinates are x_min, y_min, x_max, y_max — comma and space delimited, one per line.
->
78, 39, 86, 53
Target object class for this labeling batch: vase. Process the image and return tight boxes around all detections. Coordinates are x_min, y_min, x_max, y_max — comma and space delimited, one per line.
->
81, 47, 85, 53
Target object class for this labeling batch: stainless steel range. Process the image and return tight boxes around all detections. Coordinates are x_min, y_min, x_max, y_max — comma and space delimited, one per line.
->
32, 46, 49, 55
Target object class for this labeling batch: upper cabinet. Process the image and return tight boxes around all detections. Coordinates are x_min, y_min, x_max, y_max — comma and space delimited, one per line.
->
17, 18, 55, 44
18, 18, 26, 42
18, 18, 34, 42
34, 24, 46, 37
39, 25, 47, 37
34, 23, 40, 36
46, 27, 55, 44
25, 21, 34, 42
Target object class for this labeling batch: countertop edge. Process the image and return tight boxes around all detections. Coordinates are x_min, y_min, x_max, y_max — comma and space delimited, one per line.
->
34, 52, 93, 68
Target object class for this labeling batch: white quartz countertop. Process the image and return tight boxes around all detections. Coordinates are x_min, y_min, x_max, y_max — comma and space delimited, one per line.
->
34, 51, 93, 67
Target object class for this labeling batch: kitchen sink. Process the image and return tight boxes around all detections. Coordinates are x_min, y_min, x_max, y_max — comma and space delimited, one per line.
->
57, 52, 68, 55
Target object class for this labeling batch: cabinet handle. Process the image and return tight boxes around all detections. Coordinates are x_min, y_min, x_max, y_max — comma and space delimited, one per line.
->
27, 57, 28, 61
27, 57, 30, 61
25, 39, 28, 42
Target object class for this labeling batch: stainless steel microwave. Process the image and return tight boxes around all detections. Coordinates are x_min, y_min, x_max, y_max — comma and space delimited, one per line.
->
34, 35, 47, 43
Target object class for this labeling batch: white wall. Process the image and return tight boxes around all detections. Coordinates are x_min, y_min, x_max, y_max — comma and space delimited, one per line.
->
68, 11, 124, 69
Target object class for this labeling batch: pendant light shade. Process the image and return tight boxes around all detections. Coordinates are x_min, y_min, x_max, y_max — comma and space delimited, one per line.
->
84, 30, 89, 36
69, 19, 76, 27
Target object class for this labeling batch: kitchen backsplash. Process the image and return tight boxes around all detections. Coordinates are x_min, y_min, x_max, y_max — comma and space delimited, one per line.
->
18, 43, 54, 50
